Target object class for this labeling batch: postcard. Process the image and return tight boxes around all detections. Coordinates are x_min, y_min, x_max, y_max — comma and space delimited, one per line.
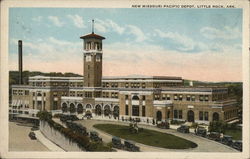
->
0, 0, 249, 158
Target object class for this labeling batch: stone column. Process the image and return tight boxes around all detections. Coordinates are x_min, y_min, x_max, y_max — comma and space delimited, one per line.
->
42, 92, 44, 111
35, 92, 38, 110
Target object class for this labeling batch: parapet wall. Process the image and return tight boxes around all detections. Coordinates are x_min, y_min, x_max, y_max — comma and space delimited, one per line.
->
39, 120, 83, 151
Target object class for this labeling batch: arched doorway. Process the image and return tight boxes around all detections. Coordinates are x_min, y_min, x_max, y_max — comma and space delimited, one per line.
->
95, 105, 102, 116
187, 110, 195, 122
69, 103, 76, 113
167, 111, 170, 119
62, 103, 68, 113
77, 104, 83, 114
213, 112, 219, 121
156, 111, 162, 121
104, 105, 111, 116
113, 106, 119, 119
132, 95, 139, 100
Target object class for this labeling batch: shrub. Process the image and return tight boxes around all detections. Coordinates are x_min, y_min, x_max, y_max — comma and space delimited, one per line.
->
170, 120, 185, 125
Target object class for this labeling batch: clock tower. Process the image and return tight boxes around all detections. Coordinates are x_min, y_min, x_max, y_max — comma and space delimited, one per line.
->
80, 20, 105, 93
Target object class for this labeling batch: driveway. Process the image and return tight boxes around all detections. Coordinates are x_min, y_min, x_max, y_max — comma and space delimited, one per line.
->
75, 119, 238, 152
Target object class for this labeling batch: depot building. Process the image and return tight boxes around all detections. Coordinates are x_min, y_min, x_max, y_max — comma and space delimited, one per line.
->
10, 28, 239, 124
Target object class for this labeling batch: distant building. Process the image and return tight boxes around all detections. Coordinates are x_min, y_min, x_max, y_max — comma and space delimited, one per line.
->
10, 27, 238, 124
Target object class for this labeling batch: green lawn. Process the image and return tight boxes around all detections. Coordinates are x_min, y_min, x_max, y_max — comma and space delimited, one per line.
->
225, 129, 242, 140
93, 124, 197, 149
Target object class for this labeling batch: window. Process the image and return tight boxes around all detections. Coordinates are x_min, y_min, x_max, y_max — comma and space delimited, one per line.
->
174, 110, 178, 118
142, 106, 145, 117
125, 95, 129, 100
162, 94, 166, 100
132, 105, 139, 116
142, 83, 146, 88
199, 95, 204, 101
179, 95, 183, 101
125, 105, 129, 115
199, 111, 204, 120
174, 94, 178, 101
166, 95, 171, 100
178, 110, 183, 119
205, 95, 209, 101
53, 101, 57, 110
191, 95, 196, 101
125, 83, 129, 88
142, 95, 146, 100
204, 112, 209, 121
186, 95, 191, 101
25, 90, 29, 95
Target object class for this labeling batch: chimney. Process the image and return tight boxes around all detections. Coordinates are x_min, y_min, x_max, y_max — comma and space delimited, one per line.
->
18, 40, 23, 85
189, 81, 193, 87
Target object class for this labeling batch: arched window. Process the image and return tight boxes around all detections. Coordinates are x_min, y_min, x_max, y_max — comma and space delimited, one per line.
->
113, 106, 119, 118
132, 95, 139, 100
95, 105, 102, 116
62, 103, 68, 113
77, 104, 83, 114
213, 112, 219, 121
104, 105, 111, 116
69, 103, 76, 113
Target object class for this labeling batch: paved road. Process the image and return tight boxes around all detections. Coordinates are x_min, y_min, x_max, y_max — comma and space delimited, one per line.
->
9, 122, 49, 151
75, 119, 238, 152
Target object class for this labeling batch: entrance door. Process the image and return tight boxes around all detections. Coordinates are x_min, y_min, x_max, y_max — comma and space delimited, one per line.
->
156, 111, 162, 121
187, 110, 195, 122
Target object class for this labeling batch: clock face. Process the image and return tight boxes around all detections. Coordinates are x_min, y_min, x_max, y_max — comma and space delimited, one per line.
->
86, 55, 91, 62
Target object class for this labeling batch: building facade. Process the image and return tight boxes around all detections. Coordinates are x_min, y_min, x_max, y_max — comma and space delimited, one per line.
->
10, 30, 239, 124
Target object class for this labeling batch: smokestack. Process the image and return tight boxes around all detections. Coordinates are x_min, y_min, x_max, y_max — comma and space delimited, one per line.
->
18, 40, 23, 85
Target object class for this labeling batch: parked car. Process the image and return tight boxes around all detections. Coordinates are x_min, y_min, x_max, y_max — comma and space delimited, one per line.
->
112, 136, 124, 149
177, 125, 190, 133
207, 132, 221, 141
157, 121, 170, 129
221, 135, 233, 146
31, 126, 39, 131
195, 127, 207, 137
124, 140, 140, 152
29, 131, 36, 140
232, 140, 242, 151
90, 131, 102, 142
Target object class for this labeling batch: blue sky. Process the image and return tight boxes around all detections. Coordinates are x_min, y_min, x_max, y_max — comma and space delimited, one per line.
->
9, 8, 242, 82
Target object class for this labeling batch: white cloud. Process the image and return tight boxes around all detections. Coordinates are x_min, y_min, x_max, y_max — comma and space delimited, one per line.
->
48, 16, 64, 27
95, 19, 125, 35
32, 16, 43, 22
126, 25, 147, 42
154, 29, 207, 51
200, 26, 241, 40
67, 14, 85, 28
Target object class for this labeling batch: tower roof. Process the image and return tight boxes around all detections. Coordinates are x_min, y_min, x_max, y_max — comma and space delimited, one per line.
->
80, 33, 105, 40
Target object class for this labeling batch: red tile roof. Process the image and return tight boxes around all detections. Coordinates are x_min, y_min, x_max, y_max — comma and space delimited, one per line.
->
80, 33, 105, 40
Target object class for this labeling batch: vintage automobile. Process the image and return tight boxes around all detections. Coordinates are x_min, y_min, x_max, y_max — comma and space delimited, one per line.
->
90, 131, 102, 142
29, 131, 36, 140
220, 135, 233, 146
207, 132, 221, 141
31, 126, 39, 131
112, 136, 124, 149
232, 140, 242, 151
177, 125, 190, 133
60, 114, 79, 122
124, 140, 140, 152
195, 127, 207, 137
157, 121, 170, 129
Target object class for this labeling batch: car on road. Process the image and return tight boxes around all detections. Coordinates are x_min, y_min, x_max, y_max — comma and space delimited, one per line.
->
28, 131, 36, 140
124, 140, 140, 152
177, 125, 190, 133
90, 131, 102, 142
112, 136, 124, 149
195, 127, 207, 137
207, 132, 221, 141
232, 140, 242, 151
220, 135, 233, 146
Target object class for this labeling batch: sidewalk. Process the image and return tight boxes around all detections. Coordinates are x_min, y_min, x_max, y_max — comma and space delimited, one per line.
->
34, 130, 65, 152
